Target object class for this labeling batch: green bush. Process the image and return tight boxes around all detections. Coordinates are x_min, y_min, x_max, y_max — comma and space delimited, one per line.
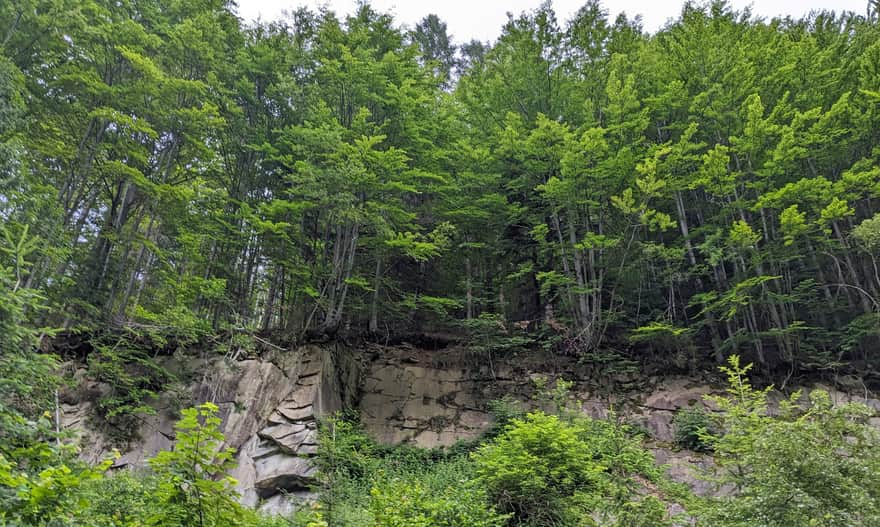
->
87, 331, 175, 442
368, 480, 508, 527
315, 414, 380, 483
72, 471, 157, 527
147, 402, 251, 527
312, 413, 507, 527
694, 356, 880, 527
672, 407, 715, 452
472, 412, 601, 526
472, 410, 676, 527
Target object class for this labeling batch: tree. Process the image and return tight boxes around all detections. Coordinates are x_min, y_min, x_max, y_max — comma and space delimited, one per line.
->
411, 14, 457, 87
148, 402, 250, 527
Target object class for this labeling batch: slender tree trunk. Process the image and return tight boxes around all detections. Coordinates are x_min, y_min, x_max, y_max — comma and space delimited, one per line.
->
675, 191, 698, 266
550, 212, 578, 325
465, 255, 474, 320
118, 213, 156, 319
567, 213, 590, 327
261, 267, 280, 331
369, 254, 382, 333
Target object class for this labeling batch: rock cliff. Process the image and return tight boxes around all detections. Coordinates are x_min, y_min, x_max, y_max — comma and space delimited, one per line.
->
60, 341, 880, 514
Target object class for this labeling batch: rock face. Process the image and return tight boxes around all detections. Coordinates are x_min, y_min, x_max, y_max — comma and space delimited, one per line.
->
61, 342, 358, 513
357, 345, 718, 448
62, 339, 880, 510
239, 347, 331, 507
360, 352, 490, 448
354, 344, 880, 496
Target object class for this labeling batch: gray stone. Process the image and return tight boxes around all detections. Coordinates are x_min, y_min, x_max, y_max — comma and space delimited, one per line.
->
297, 444, 318, 455
251, 440, 280, 460
259, 424, 316, 453
284, 383, 318, 409
258, 492, 316, 516
278, 403, 314, 422
403, 366, 428, 379
360, 392, 402, 421
458, 410, 491, 430
402, 398, 453, 421
453, 390, 478, 408
645, 411, 675, 442
254, 454, 317, 497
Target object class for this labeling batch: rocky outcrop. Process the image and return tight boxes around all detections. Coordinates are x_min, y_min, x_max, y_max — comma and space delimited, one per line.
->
61, 339, 880, 511
61, 342, 358, 513
360, 358, 491, 448
355, 344, 880, 496
239, 347, 328, 506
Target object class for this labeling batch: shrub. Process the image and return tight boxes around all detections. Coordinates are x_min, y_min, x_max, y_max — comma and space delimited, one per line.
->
694, 356, 880, 526
368, 480, 508, 527
315, 413, 379, 484
147, 402, 252, 527
472, 410, 677, 527
472, 412, 603, 526
72, 471, 157, 527
0, 447, 112, 526
87, 331, 175, 442
672, 407, 715, 452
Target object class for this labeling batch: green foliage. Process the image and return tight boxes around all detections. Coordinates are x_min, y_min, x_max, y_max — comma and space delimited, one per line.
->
313, 413, 499, 527
315, 413, 379, 484
472, 411, 674, 527
6, 1, 880, 524
0, 451, 113, 526
672, 407, 715, 452
69, 471, 159, 527
147, 402, 249, 527
87, 331, 175, 441
694, 356, 880, 526
472, 412, 601, 526
368, 480, 508, 527
2, 0, 880, 378
459, 314, 536, 358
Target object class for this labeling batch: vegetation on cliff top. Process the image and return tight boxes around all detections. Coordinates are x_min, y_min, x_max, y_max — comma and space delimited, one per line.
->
2, 0, 880, 377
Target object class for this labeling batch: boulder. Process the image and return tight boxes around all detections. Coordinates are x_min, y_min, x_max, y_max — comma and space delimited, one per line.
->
254, 454, 317, 498
259, 423, 317, 454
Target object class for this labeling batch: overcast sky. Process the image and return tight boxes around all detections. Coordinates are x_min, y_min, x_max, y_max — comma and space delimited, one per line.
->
235, 0, 870, 42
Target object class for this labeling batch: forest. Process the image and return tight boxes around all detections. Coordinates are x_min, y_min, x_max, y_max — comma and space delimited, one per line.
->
2, 0, 880, 525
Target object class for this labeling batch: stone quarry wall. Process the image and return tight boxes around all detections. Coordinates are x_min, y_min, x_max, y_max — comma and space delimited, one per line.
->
61, 341, 880, 513
61, 343, 359, 514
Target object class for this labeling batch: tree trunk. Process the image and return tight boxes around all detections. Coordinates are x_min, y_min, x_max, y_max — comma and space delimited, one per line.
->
369, 254, 382, 333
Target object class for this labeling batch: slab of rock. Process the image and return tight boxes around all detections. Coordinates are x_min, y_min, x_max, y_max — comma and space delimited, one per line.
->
402, 398, 454, 421
254, 454, 317, 497
643, 379, 712, 411
277, 403, 314, 422
458, 410, 491, 430
366, 373, 412, 398
412, 428, 476, 448
284, 383, 319, 409
251, 440, 280, 460
644, 411, 675, 442
258, 492, 316, 516
259, 423, 316, 453
360, 392, 403, 421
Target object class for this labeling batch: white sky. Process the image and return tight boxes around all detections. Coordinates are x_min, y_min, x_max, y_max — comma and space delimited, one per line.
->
235, 0, 870, 41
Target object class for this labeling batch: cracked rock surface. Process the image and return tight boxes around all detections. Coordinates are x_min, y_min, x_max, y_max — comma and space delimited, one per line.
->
61, 340, 880, 513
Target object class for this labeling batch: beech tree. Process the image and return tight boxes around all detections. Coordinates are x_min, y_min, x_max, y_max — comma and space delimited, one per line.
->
1, 0, 879, 376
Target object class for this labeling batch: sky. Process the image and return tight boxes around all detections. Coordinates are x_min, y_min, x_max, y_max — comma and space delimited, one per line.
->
235, 0, 870, 42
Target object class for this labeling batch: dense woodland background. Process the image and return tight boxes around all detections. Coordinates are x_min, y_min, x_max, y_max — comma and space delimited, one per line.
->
3, 0, 880, 378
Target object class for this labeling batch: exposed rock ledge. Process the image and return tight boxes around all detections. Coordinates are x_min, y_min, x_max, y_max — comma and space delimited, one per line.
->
61, 342, 880, 514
